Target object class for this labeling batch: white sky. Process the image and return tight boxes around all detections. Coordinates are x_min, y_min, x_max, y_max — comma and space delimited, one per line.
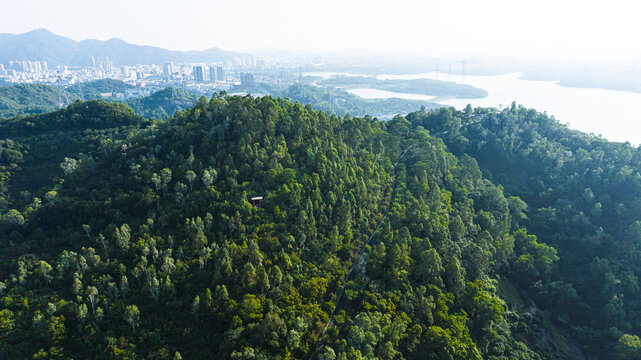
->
2, 0, 641, 59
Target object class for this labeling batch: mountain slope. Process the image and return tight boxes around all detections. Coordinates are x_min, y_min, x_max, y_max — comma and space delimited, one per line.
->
125, 87, 198, 119
0, 29, 243, 66
0, 100, 148, 211
0, 29, 79, 66
0, 81, 198, 119
66, 79, 135, 100
0, 83, 62, 117
0, 96, 556, 359
409, 103, 641, 356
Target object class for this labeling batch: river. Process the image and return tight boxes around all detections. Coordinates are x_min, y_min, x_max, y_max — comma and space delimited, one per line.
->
307, 71, 641, 144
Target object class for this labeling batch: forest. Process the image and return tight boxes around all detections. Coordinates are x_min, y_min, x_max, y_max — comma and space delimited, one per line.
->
0, 95, 639, 359
0, 80, 196, 119
259, 83, 440, 118
318, 76, 488, 99
0, 80, 433, 121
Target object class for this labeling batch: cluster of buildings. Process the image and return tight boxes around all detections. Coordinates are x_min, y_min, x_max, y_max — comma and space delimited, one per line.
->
167, 62, 259, 92
2, 60, 49, 74
0, 54, 282, 98
189, 64, 225, 83
0, 59, 161, 87
239, 72, 255, 88
232, 56, 264, 68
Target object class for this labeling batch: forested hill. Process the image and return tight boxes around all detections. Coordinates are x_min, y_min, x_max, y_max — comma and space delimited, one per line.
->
2, 96, 641, 359
0, 81, 197, 119
125, 87, 198, 119
0, 100, 145, 138
0, 94, 567, 359
0, 100, 149, 220
0, 84, 62, 117
409, 103, 641, 357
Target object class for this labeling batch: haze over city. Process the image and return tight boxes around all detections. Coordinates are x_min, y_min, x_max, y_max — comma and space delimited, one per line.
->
2, 0, 641, 60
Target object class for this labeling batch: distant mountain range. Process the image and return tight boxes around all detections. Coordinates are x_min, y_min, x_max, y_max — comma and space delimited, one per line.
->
0, 29, 245, 67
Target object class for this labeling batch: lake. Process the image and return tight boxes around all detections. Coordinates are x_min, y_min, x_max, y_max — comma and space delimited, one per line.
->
307, 71, 641, 144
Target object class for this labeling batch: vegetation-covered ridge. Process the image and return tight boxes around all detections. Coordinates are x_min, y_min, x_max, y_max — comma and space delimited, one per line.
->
318, 75, 489, 99
260, 83, 441, 118
0, 80, 197, 119
0, 83, 63, 118
0, 79, 430, 121
0, 95, 565, 359
411, 103, 641, 358
0, 100, 149, 219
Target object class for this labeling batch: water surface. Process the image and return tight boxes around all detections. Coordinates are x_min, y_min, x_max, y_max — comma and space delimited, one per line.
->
379, 72, 641, 144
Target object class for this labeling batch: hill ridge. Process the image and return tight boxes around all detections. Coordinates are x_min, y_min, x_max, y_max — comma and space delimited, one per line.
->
0, 29, 245, 66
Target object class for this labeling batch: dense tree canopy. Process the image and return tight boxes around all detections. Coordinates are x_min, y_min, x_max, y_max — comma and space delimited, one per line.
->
0, 95, 637, 359
0, 81, 197, 120
409, 103, 641, 356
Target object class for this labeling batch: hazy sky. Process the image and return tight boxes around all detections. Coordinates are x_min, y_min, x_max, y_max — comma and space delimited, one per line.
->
2, 0, 640, 58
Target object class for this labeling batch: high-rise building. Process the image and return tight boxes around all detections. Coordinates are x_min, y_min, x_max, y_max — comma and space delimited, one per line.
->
240, 73, 255, 88
209, 66, 217, 82
104, 57, 114, 71
164, 62, 174, 75
216, 66, 224, 81
193, 65, 205, 82
122, 66, 135, 79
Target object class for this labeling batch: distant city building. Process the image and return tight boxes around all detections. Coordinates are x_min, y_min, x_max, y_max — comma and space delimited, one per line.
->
4, 60, 48, 73
91, 56, 113, 71
209, 66, 217, 82
216, 66, 224, 81
245, 73, 254, 87
7, 60, 50, 73
238, 56, 257, 67
0, 53, 268, 90
164, 62, 174, 75
121, 66, 138, 80
193, 65, 206, 82
104, 57, 114, 71
240, 72, 255, 88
